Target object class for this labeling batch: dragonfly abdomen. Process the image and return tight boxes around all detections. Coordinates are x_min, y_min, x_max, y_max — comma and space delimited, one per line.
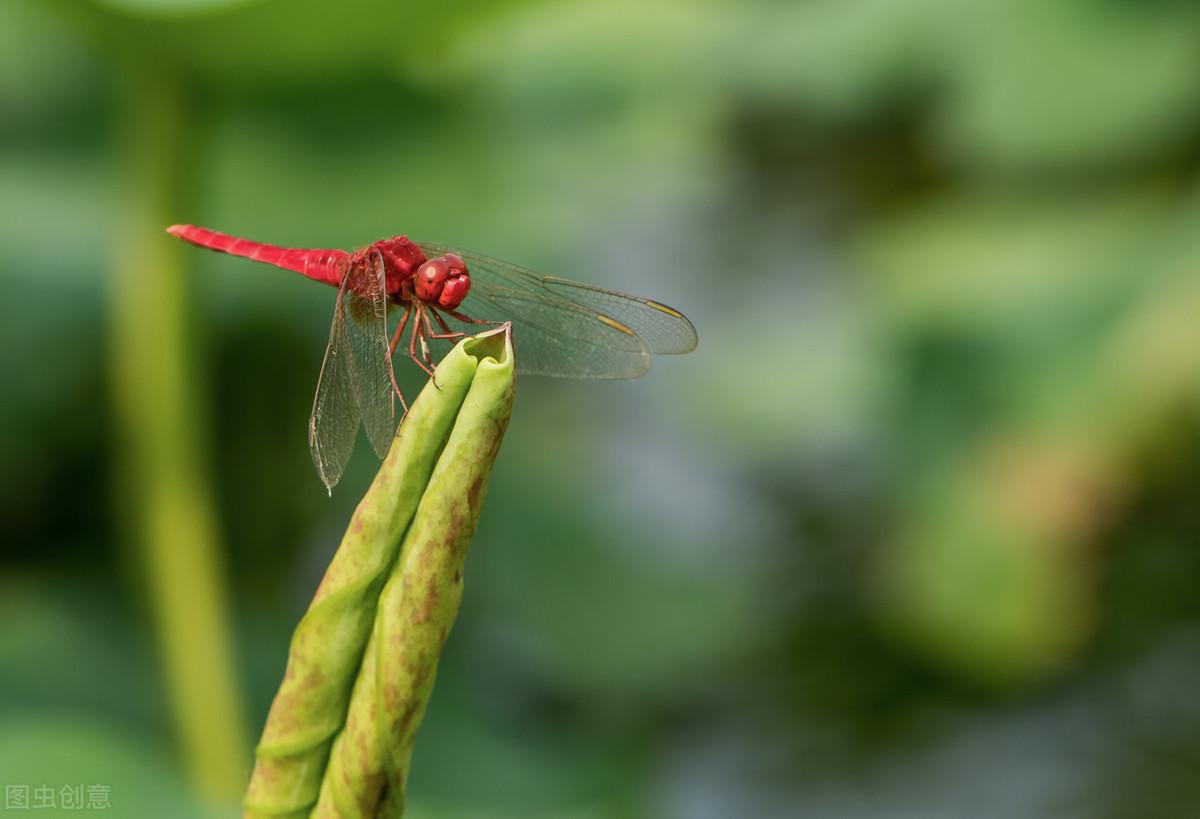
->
166, 224, 348, 286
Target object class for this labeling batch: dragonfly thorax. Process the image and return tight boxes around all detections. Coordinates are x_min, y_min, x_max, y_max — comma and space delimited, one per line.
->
369, 235, 428, 299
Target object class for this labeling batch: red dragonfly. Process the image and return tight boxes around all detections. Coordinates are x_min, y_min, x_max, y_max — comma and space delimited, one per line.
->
167, 225, 698, 490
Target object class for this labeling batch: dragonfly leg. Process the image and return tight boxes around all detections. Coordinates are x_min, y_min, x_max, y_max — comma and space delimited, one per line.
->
408, 302, 437, 381
426, 306, 466, 341
389, 305, 411, 357
386, 306, 412, 410
444, 308, 497, 326
417, 309, 443, 384
388, 366, 408, 416
419, 308, 440, 365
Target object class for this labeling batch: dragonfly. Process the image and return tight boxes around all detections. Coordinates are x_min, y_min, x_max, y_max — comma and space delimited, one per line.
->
167, 225, 698, 490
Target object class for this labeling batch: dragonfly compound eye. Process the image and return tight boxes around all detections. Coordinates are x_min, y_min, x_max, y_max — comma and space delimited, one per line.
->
438, 271, 470, 309
415, 258, 450, 301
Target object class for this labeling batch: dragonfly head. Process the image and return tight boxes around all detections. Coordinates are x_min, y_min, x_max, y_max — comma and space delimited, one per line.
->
415, 253, 471, 310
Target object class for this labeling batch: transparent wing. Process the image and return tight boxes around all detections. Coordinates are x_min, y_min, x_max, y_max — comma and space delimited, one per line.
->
308, 251, 394, 491
418, 244, 698, 380
341, 249, 394, 458
309, 258, 360, 491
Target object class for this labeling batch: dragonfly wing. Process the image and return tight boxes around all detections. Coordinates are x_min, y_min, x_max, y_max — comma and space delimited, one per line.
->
309, 258, 362, 491
436, 283, 651, 378
340, 249, 395, 458
419, 244, 696, 379
540, 276, 698, 355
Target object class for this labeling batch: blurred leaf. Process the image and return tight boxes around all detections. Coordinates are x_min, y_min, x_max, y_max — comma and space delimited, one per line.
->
470, 477, 763, 701
0, 581, 158, 727
56, 0, 526, 82
408, 674, 636, 818
874, 453, 1097, 687
936, 0, 1200, 169
0, 714, 208, 819
93, 0, 253, 14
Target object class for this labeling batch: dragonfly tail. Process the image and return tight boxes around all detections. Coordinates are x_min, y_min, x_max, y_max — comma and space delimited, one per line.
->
167, 224, 348, 286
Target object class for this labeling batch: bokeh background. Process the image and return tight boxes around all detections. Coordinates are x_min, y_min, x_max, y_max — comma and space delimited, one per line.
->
4, 1, 1200, 816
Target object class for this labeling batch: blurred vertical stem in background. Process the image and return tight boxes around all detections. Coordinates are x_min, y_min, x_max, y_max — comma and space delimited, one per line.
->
245, 329, 515, 819
109, 64, 248, 804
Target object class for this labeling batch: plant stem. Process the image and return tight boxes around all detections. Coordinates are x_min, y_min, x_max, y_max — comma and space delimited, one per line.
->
244, 328, 515, 819
109, 62, 248, 805
316, 329, 514, 818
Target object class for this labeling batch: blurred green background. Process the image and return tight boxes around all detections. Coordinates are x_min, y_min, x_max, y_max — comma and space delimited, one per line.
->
4, 0, 1200, 816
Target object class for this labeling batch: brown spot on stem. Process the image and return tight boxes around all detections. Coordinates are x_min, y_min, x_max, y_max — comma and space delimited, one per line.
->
447, 508, 469, 557
354, 771, 387, 816
251, 757, 279, 786
358, 731, 371, 779
390, 699, 423, 747
411, 575, 438, 625
468, 474, 485, 510
416, 543, 433, 574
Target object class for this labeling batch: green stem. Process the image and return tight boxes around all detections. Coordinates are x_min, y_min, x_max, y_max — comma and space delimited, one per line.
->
245, 328, 515, 819
109, 65, 249, 803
